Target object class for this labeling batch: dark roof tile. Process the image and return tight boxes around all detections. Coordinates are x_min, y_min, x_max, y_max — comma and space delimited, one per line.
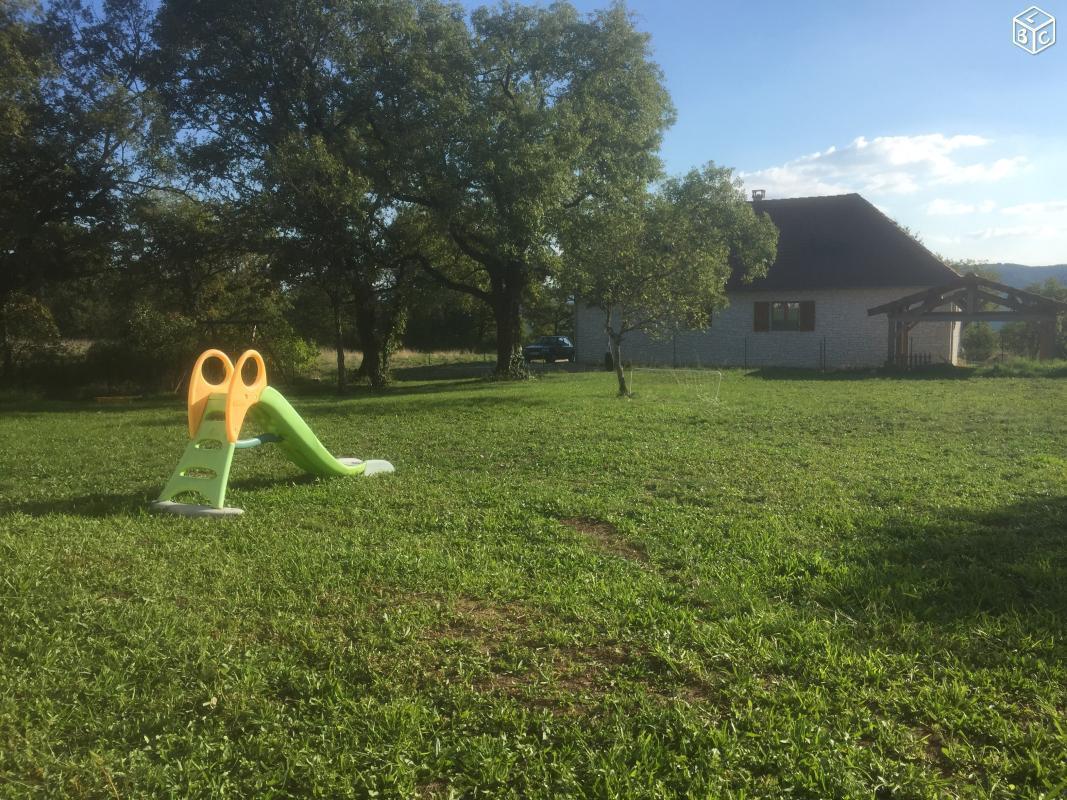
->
729, 193, 959, 290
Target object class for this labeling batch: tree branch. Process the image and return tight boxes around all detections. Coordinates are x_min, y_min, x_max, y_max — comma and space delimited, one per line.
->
414, 254, 491, 303
447, 224, 496, 268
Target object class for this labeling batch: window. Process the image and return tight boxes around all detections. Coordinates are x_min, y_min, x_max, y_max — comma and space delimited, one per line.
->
771, 301, 801, 330
754, 301, 815, 332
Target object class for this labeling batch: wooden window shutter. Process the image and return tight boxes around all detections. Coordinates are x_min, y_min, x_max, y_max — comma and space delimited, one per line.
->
753, 302, 770, 332
799, 301, 815, 331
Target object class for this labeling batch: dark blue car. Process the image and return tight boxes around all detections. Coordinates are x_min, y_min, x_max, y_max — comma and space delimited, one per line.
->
522, 336, 575, 363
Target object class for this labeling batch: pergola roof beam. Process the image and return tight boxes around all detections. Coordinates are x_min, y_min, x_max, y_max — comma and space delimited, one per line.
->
890, 311, 1059, 322
869, 272, 1067, 317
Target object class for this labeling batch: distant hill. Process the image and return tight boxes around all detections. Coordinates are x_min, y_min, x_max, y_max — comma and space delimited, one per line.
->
989, 263, 1067, 289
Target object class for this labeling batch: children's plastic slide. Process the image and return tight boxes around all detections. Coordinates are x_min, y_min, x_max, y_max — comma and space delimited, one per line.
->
152, 349, 393, 517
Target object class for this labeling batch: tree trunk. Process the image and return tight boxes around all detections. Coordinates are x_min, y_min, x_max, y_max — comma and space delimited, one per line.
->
488, 267, 527, 375
354, 311, 384, 387
606, 323, 629, 397
415, 251, 525, 374
476, 310, 489, 351
331, 293, 346, 394
493, 286, 522, 374
0, 314, 12, 386
353, 280, 394, 388
358, 345, 383, 386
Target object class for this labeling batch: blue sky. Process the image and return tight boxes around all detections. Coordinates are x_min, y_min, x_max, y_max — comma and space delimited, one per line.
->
463, 0, 1067, 264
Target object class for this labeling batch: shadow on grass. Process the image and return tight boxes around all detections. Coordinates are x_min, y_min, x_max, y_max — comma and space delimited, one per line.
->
285, 392, 545, 421
751, 363, 1067, 381
1, 359, 602, 413
824, 495, 1067, 625
749, 365, 976, 381
390, 359, 596, 382
287, 377, 488, 400
0, 396, 181, 416
0, 473, 323, 518
0, 489, 155, 518
0, 376, 502, 416
0, 470, 374, 518
391, 360, 495, 382
227, 473, 318, 493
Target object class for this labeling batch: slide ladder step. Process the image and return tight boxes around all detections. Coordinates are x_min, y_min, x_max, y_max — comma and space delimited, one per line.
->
157, 394, 236, 508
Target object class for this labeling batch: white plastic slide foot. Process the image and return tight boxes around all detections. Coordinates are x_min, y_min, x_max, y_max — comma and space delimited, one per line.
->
337, 457, 395, 476
362, 459, 395, 476
150, 501, 244, 518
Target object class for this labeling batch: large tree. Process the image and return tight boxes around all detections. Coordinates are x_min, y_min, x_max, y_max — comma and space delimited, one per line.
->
262, 138, 423, 387
562, 164, 778, 396
369, 1, 675, 374
153, 0, 422, 388
0, 0, 46, 140
257, 134, 380, 390
0, 0, 159, 380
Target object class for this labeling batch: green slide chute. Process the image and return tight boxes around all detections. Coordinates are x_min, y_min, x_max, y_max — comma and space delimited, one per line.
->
249, 386, 366, 477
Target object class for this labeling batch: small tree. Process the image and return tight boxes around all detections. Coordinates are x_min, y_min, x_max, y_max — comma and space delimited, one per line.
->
999, 321, 1039, 359
0, 293, 62, 386
563, 164, 777, 396
525, 278, 575, 339
962, 322, 997, 363
999, 278, 1067, 360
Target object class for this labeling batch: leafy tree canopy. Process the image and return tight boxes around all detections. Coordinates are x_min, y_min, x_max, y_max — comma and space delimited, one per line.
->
375, 0, 676, 372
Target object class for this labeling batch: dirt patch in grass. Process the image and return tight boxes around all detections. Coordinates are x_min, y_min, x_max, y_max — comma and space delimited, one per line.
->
430, 597, 537, 644
417, 598, 645, 715
416, 595, 735, 718
417, 779, 450, 799
918, 726, 954, 778
560, 517, 648, 563
475, 643, 633, 717
550, 644, 628, 699
665, 677, 733, 712
96, 589, 134, 602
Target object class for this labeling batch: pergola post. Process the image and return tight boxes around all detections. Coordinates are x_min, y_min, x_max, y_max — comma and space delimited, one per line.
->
885, 317, 911, 367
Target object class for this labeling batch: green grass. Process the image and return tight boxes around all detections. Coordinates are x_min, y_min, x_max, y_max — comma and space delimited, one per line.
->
2, 369, 1066, 798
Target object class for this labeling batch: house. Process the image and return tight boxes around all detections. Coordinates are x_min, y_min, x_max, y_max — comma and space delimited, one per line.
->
573, 193, 961, 369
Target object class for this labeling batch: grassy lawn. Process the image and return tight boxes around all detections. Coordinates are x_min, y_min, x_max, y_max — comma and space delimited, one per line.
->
1, 368, 1066, 798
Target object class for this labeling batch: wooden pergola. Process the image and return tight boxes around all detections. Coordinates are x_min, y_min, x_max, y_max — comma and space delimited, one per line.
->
868, 272, 1067, 366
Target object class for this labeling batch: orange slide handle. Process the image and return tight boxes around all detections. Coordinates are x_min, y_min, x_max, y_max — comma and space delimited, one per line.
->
225, 350, 268, 443
188, 349, 234, 438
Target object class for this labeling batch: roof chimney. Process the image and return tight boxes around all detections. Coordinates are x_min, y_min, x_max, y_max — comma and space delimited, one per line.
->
751, 189, 766, 201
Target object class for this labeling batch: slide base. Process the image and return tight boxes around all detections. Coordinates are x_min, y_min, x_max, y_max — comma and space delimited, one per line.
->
151, 500, 244, 518
337, 458, 395, 476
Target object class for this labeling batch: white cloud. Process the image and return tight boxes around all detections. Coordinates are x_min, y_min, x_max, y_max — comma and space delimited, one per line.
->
926, 198, 996, 215
741, 134, 1026, 199
739, 164, 850, 198
741, 134, 1066, 264
967, 225, 1059, 240
928, 233, 963, 245
935, 157, 1026, 185
1001, 200, 1067, 216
